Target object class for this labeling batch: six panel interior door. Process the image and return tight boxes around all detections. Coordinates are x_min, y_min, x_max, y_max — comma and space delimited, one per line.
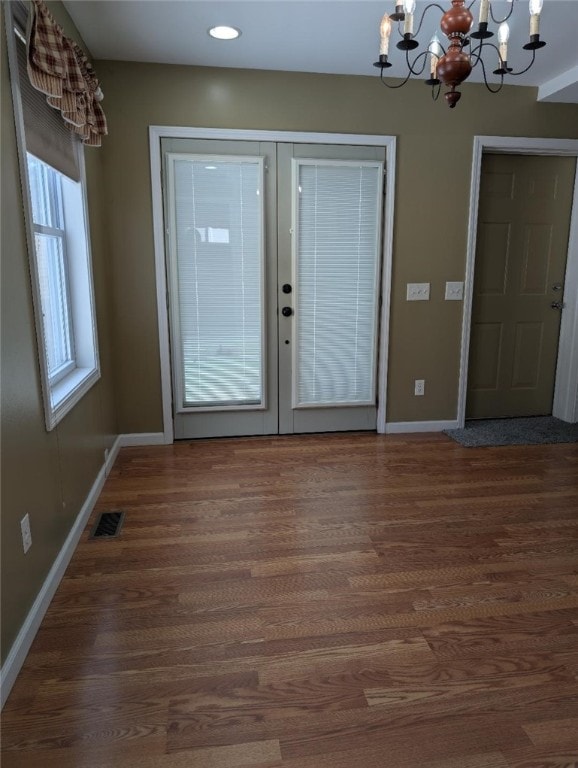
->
162, 138, 386, 439
467, 153, 576, 419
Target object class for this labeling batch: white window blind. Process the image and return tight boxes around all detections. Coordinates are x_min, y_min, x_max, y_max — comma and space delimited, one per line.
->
34, 231, 74, 377
171, 156, 265, 408
294, 161, 382, 407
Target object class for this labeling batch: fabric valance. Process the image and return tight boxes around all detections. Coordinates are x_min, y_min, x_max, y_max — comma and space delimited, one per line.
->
26, 0, 107, 147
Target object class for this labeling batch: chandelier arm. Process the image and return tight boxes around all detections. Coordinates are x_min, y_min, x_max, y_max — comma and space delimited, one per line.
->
489, 0, 515, 25
413, 3, 447, 40
380, 67, 414, 89
405, 48, 430, 77
469, 39, 487, 68
470, 40, 503, 71
508, 49, 537, 77
431, 81, 442, 101
478, 54, 505, 93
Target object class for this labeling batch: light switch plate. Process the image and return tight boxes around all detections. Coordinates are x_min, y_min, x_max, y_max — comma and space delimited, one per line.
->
406, 282, 430, 301
445, 281, 464, 300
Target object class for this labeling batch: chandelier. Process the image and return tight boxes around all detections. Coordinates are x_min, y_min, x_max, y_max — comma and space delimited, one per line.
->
373, 0, 546, 108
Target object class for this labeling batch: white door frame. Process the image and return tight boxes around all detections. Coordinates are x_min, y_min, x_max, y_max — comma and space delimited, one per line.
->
458, 136, 578, 428
149, 127, 397, 443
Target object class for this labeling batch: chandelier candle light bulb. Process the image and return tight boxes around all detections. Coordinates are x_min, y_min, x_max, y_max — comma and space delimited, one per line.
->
403, 0, 416, 35
529, 0, 543, 36
478, 0, 489, 24
380, 13, 393, 55
429, 35, 442, 78
498, 22, 510, 65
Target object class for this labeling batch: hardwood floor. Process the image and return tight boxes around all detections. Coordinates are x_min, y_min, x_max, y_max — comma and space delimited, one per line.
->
2, 432, 578, 767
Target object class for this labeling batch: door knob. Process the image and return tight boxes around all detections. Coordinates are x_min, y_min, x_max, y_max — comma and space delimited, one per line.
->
281, 306, 293, 317
282, 284, 292, 294
551, 301, 563, 310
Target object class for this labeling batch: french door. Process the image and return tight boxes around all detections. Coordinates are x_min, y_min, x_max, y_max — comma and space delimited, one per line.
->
162, 138, 385, 439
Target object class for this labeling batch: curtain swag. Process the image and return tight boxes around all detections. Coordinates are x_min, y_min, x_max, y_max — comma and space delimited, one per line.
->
26, 0, 107, 147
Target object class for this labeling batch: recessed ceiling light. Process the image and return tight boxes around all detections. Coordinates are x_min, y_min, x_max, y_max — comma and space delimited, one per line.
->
208, 26, 241, 41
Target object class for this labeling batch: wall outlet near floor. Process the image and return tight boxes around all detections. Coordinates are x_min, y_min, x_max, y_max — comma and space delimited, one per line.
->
414, 379, 425, 396
20, 513, 32, 554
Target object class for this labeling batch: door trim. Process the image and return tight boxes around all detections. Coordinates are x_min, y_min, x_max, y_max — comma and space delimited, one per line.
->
149, 127, 397, 443
458, 136, 578, 428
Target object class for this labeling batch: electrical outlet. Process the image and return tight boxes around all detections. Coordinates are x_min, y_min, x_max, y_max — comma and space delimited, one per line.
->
414, 379, 425, 396
21, 513, 32, 554
406, 283, 430, 301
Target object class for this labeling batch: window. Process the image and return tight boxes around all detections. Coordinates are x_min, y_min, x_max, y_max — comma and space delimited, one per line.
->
6, 3, 100, 430
28, 155, 76, 385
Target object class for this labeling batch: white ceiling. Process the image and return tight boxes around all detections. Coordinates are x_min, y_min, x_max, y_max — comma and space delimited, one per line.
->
63, 1, 578, 104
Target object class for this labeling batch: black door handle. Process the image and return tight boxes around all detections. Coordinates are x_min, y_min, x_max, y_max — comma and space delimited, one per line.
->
282, 284, 292, 294
281, 306, 293, 317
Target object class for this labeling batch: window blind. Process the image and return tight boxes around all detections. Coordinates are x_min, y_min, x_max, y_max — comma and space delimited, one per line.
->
172, 157, 264, 408
13, 6, 80, 182
35, 231, 74, 376
295, 161, 382, 407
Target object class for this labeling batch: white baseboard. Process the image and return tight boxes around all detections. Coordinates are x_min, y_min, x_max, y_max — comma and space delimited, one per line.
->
0, 439, 118, 708
105, 435, 122, 476
0, 431, 169, 705
385, 420, 459, 434
118, 432, 167, 447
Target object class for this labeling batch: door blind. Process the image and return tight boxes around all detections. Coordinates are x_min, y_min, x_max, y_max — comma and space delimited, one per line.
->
170, 156, 265, 408
294, 160, 382, 407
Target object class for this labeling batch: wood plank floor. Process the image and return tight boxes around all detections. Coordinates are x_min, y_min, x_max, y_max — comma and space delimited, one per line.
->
2, 432, 578, 768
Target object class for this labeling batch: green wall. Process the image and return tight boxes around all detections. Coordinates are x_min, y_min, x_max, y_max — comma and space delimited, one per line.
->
0, 3, 117, 665
96, 60, 578, 432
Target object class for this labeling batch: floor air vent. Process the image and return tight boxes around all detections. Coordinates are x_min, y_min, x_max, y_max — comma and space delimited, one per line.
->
89, 511, 125, 539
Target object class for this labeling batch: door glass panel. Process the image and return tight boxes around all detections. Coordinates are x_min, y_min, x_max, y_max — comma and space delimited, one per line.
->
170, 156, 265, 409
294, 160, 382, 407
